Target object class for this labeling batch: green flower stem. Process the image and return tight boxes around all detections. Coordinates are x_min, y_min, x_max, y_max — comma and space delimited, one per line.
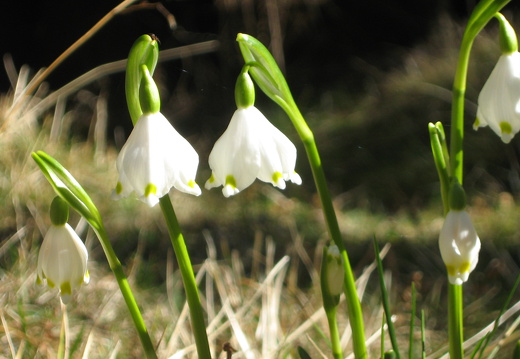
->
448, 284, 464, 359
282, 102, 367, 359
446, 22, 473, 359
447, 2, 509, 358
31, 151, 157, 359
236, 32, 366, 358
325, 308, 343, 359
92, 224, 158, 359
159, 195, 211, 359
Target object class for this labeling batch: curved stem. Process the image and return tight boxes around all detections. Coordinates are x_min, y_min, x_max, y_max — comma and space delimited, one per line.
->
450, 32, 474, 184
93, 224, 158, 359
159, 195, 211, 359
284, 103, 367, 358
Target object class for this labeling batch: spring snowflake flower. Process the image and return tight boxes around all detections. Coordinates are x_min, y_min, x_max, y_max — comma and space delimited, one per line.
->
113, 112, 201, 207
37, 223, 89, 304
474, 52, 520, 143
205, 105, 302, 197
438, 209, 481, 285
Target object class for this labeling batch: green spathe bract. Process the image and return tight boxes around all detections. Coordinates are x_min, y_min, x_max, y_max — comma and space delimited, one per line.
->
126, 34, 160, 125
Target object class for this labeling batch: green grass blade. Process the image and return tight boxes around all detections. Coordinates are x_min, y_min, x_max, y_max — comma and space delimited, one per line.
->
421, 310, 426, 359
476, 273, 520, 358
409, 282, 416, 359
374, 238, 401, 359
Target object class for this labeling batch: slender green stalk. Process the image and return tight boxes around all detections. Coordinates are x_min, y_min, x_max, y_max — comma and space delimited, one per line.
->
374, 239, 401, 359
93, 225, 157, 359
292, 105, 367, 358
326, 308, 343, 359
408, 283, 416, 359
421, 310, 426, 359
448, 284, 464, 359
159, 195, 211, 359
447, 2, 510, 357
58, 305, 66, 359
236, 32, 367, 358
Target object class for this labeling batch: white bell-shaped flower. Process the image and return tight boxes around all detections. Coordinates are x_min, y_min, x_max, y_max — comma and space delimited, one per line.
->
438, 210, 481, 285
474, 52, 520, 143
205, 105, 302, 197
113, 112, 201, 207
37, 223, 89, 304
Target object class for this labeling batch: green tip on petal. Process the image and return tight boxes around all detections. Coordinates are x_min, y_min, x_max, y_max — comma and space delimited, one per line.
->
188, 180, 197, 189
115, 182, 123, 195
207, 173, 216, 184
225, 175, 237, 189
446, 265, 457, 277
500, 121, 513, 135
459, 261, 471, 273
60, 281, 72, 296
145, 183, 157, 197
272, 171, 283, 184
47, 278, 55, 288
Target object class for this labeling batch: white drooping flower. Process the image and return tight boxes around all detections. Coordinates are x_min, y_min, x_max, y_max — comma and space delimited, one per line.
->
37, 223, 90, 304
474, 52, 520, 143
113, 112, 201, 207
438, 209, 481, 285
205, 105, 302, 197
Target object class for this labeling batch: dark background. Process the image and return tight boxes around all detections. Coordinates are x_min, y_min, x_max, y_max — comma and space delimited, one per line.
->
2, 0, 520, 212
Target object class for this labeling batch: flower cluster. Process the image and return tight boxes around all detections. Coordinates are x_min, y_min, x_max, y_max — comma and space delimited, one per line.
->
114, 64, 301, 204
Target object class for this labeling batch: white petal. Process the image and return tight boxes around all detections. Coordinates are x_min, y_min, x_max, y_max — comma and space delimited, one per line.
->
37, 224, 89, 303
477, 52, 520, 143
208, 108, 261, 193
115, 112, 201, 206
206, 106, 301, 196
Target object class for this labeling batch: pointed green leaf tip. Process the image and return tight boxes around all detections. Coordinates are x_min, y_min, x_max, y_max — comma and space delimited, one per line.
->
235, 67, 255, 109
496, 13, 518, 54
139, 64, 161, 114
50, 196, 69, 226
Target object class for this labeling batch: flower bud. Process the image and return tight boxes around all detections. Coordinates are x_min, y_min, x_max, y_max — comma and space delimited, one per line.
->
438, 210, 481, 285
37, 222, 89, 304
